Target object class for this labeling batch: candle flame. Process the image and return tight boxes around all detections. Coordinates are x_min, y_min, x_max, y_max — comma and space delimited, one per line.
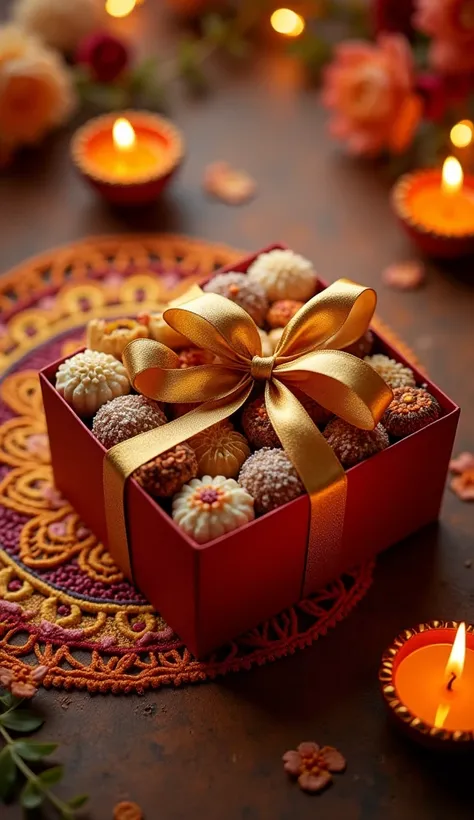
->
270, 8, 305, 36
113, 118, 136, 151
105, 0, 137, 18
451, 120, 473, 148
442, 156, 463, 196
444, 622, 466, 688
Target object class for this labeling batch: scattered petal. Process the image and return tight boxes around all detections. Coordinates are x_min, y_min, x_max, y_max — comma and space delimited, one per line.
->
450, 452, 474, 474
382, 261, 425, 291
282, 750, 302, 776
450, 471, 474, 501
11, 681, 37, 698
113, 800, 143, 820
298, 770, 332, 793
320, 746, 347, 772
0, 662, 47, 698
31, 665, 48, 683
203, 161, 256, 205
0, 667, 14, 686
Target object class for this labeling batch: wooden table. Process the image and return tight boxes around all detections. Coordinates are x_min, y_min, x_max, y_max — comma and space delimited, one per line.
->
1, 5, 474, 819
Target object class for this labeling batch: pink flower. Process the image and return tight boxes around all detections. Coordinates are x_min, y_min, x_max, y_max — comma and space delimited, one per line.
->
0, 663, 47, 698
321, 35, 422, 156
374, 0, 415, 37
76, 32, 129, 83
283, 742, 346, 794
414, 0, 474, 74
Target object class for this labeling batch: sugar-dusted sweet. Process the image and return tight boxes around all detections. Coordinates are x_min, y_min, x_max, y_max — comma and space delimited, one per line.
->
204, 271, 268, 327
92, 394, 167, 449
55, 349, 130, 418
247, 249, 318, 302
323, 418, 389, 468
242, 396, 280, 449
86, 317, 149, 360
172, 476, 255, 544
382, 386, 441, 438
134, 443, 198, 499
266, 299, 304, 329
364, 354, 415, 390
189, 422, 250, 478
238, 447, 304, 515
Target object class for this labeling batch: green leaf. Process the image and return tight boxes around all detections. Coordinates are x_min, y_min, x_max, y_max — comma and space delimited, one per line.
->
178, 38, 208, 92
0, 693, 21, 710
38, 765, 64, 786
128, 56, 159, 94
14, 741, 58, 761
68, 793, 89, 809
20, 780, 43, 810
0, 710, 44, 733
0, 747, 17, 801
79, 80, 131, 110
202, 13, 230, 46
287, 34, 332, 83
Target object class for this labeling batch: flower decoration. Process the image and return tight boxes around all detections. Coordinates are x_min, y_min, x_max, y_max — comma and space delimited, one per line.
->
413, 0, 474, 75
12, 0, 105, 53
0, 24, 75, 155
0, 663, 47, 698
283, 741, 346, 794
449, 451, 474, 501
382, 260, 426, 290
322, 34, 422, 156
76, 31, 130, 83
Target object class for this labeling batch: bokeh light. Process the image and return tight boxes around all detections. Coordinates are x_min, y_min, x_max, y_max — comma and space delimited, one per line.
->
106, 0, 137, 18
450, 120, 473, 149
270, 8, 305, 37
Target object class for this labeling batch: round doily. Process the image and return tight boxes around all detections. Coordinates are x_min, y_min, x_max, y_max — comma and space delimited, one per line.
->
0, 235, 420, 694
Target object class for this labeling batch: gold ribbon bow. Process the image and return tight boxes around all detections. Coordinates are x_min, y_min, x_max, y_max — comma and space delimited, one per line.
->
104, 279, 392, 596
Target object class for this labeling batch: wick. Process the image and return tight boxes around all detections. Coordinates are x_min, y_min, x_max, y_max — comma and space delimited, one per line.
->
447, 671, 457, 691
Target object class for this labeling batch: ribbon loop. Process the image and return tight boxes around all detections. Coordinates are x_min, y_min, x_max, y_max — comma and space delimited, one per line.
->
105, 277, 393, 597
250, 355, 275, 381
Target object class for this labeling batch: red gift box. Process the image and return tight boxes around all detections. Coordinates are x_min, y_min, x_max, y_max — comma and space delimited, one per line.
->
39, 247, 460, 658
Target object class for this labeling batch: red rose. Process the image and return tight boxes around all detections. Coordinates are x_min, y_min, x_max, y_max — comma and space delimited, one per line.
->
373, 0, 414, 37
76, 32, 129, 83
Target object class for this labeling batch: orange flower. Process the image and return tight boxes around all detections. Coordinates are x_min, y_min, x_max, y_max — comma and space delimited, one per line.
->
0, 663, 47, 698
322, 34, 422, 156
0, 25, 75, 149
449, 452, 474, 501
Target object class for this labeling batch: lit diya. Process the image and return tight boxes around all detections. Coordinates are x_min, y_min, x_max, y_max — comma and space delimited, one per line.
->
71, 111, 184, 205
392, 156, 474, 258
379, 621, 474, 750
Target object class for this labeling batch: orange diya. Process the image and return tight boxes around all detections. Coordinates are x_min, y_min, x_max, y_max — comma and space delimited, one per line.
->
379, 621, 474, 750
71, 111, 184, 205
392, 157, 474, 258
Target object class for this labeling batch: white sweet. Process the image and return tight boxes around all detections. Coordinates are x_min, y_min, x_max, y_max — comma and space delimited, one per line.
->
172, 475, 255, 544
56, 349, 130, 417
247, 249, 318, 302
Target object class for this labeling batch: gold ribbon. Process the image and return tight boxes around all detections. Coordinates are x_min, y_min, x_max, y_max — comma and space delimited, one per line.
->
103, 279, 392, 596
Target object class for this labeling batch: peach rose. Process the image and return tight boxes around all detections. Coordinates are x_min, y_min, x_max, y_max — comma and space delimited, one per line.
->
321, 34, 422, 156
0, 25, 75, 149
414, 0, 474, 73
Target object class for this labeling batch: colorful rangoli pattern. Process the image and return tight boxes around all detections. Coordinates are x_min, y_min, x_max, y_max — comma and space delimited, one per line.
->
0, 235, 419, 694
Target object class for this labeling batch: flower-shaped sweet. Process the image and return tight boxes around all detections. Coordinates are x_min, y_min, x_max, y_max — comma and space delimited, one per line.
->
282, 741, 346, 793
189, 422, 250, 478
172, 475, 254, 544
56, 349, 130, 417
86, 317, 149, 360
321, 34, 421, 157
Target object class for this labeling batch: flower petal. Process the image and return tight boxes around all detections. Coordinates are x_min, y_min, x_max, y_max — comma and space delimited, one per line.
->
282, 750, 302, 776
11, 681, 36, 698
320, 746, 347, 772
450, 452, 474, 475
450, 474, 474, 501
0, 667, 14, 686
298, 770, 332, 793
31, 665, 48, 682
297, 741, 320, 756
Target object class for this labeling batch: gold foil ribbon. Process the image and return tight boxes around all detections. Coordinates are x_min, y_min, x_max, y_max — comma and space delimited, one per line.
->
104, 279, 392, 596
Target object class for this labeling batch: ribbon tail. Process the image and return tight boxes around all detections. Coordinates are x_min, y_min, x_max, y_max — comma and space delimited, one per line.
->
103, 385, 253, 578
265, 381, 347, 597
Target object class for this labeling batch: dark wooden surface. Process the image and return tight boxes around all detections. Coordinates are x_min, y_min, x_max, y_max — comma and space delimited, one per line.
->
1, 3, 474, 818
